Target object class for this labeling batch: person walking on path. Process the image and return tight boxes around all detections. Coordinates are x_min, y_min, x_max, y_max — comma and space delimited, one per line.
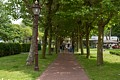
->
59, 45, 63, 53
37, 53, 89, 80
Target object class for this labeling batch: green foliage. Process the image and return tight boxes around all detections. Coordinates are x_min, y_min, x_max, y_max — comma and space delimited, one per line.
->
21, 43, 31, 52
4, 0, 120, 39
21, 43, 41, 52
0, 1, 12, 41
38, 44, 41, 50
20, 26, 32, 43
0, 43, 21, 57
0, 43, 41, 57
112, 25, 120, 38
0, 23, 32, 43
109, 49, 120, 56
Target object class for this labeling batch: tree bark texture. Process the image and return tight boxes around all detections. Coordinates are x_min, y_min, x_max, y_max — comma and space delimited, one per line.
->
26, 15, 38, 65
48, 26, 52, 55
42, 27, 48, 59
42, 0, 53, 58
86, 25, 90, 58
80, 35, 84, 55
47, 0, 53, 55
76, 36, 79, 52
86, 33, 90, 58
97, 25, 104, 65
78, 25, 81, 54
97, 13, 113, 66
71, 33, 75, 53
55, 36, 58, 54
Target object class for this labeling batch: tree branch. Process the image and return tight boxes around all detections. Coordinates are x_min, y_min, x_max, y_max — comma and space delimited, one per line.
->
103, 13, 113, 26
23, 0, 32, 14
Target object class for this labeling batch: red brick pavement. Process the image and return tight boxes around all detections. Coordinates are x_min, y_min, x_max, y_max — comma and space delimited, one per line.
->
37, 53, 89, 80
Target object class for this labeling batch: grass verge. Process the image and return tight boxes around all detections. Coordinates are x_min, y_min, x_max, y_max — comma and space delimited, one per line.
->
0, 51, 57, 80
75, 49, 120, 80
109, 49, 120, 56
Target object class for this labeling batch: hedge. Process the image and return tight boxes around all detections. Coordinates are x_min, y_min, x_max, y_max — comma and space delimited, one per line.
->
109, 50, 120, 56
21, 43, 41, 52
0, 43, 41, 57
21, 43, 31, 52
0, 43, 21, 57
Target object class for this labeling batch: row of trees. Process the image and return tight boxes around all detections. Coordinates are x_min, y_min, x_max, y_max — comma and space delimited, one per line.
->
1, 0, 120, 66
0, 1, 32, 43
0, 0, 44, 43
0, 23, 32, 43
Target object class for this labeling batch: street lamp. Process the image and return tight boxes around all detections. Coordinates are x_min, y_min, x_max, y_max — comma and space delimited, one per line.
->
32, 0, 40, 71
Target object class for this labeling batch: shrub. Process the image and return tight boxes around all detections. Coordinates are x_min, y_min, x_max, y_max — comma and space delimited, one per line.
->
0, 43, 21, 57
21, 43, 31, 52
21, 43, 41, 52
109, 50, 120, 56
0, 43, 4, 57
38, 44, 41, 50
0, 43, 41, 57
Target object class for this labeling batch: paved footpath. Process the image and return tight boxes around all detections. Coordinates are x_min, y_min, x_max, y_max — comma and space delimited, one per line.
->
37, 53, 89, 80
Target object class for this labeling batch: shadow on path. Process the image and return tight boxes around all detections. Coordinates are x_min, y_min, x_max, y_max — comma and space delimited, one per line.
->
37, 52, 89, 80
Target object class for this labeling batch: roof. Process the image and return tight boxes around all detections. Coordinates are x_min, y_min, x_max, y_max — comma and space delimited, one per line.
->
91, 36, 118, 41
103, 40, 118, 43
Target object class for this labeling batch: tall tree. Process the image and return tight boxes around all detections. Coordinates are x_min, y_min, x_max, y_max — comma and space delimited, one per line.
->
42, 0, 54, 58
96, 0, 120, 65
48, 0, 59, 55
0, 1, 12, 41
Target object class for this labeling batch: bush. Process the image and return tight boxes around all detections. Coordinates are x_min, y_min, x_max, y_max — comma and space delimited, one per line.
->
11, 43, 21, 54
21, 43, 31, 52
21, 43, 41, 52
0, 43, 21, 57
109, 50, 120, 56
38, 44, 41, 50
0, 43, 41, 57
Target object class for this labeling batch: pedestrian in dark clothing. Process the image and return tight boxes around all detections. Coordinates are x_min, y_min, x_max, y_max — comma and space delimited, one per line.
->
72, 44, 74, 53
60, 45, 62, 53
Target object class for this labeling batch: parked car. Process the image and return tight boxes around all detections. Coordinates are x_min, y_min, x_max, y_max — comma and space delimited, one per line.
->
112, 45, 120, 49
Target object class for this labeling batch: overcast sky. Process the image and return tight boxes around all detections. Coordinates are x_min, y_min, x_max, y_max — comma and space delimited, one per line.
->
11, 18, 23, 24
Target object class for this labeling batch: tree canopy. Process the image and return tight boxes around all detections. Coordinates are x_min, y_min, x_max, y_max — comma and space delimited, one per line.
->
0, 0, 120, 66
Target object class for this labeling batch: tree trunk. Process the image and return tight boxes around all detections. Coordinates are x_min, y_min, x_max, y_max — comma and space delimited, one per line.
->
42, 0, 53, 58
76, 36, 79, 52
78, 26, 81, 54
85, 24, 90, 58
42, 27, 48, 59
55, 36, 58, 54
80, 35, 84, 55
97, 13, 112, 66
26, 15, 37, 65
48, 26, 52, 55
47, 0, 53, 55
26, 41, 35, 65
71, 33, 75, 53
78, 36, 81, 54
97, 25, 104, 65
86, 32, 90, 58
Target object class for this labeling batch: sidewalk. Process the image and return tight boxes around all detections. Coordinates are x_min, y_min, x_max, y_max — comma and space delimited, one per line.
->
37, 52, 89, 80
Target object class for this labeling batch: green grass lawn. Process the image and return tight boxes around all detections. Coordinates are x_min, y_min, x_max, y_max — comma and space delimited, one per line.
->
0, 51, 57, 80
75, 49, 120, 80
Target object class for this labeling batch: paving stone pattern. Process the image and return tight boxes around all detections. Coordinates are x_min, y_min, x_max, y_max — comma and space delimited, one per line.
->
37, 53, 89, 80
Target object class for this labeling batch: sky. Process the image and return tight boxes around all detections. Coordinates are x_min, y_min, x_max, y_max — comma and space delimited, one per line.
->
3, 0, 22, 25
11, 18, 23, 24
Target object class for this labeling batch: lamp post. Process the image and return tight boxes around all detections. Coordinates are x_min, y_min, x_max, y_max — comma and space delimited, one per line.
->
32, 0, 40, 71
